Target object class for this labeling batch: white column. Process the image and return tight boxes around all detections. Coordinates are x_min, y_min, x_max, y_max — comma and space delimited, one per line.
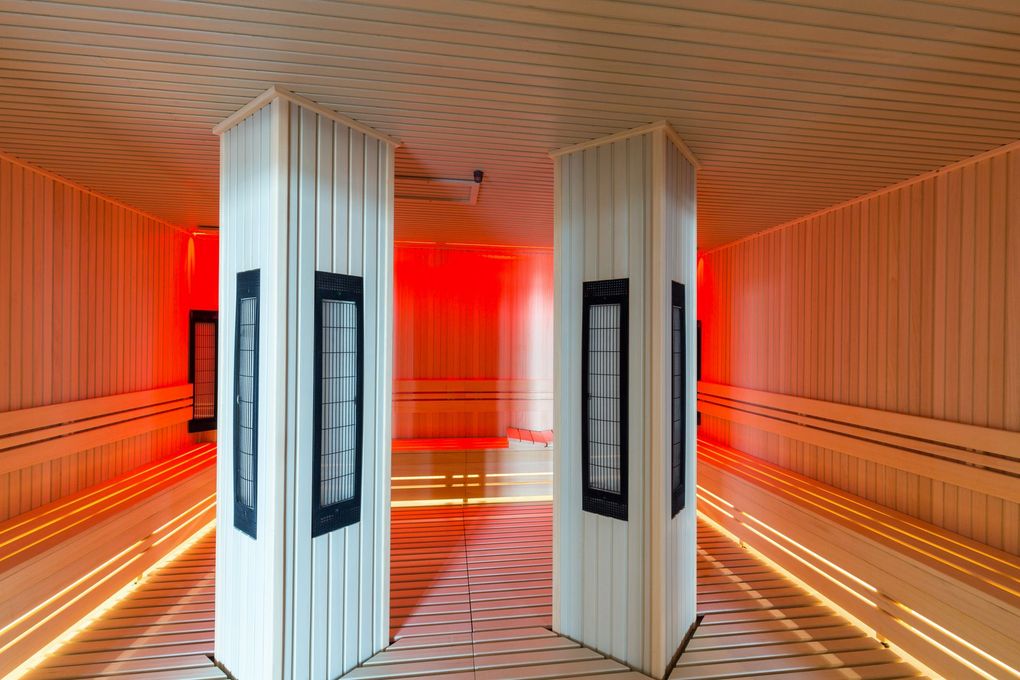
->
551, 122, 698, 678
213, 87, 397, 680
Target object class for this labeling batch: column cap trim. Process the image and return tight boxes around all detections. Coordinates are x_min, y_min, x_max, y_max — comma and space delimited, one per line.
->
548, 120, 700, 169
213, 85, 402, 147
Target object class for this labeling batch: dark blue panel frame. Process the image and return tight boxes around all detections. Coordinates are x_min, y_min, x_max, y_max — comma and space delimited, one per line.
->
233, 270, 260, 539
671, 281, 687, 518
311, 271, 365, 537
188, 310, 218, 433
581, 278, 629, 521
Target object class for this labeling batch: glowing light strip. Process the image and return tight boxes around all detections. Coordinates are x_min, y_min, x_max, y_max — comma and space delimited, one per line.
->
699, 440, 1020, 583
696, 484, 734, 509
391, 495, 553, 508
0, 497, 215, 672
720, 507, 877, 607
701, 449, 1020, 597
0, 447, 214, 559
708, 447, 1020, 577
694, 491, 734, 520
698, 497, 1018, 680
891, 602, 1020, 679
740, 510, 878, 594
697, 512, 908, 666
0, 444, 214, 539
889, 615, 1000, 680
4, 517, 215, 680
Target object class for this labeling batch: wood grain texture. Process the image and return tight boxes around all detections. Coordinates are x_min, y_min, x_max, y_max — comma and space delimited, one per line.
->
393, 244, 553, 438
0, 153, 210, 522
20, 502, 915, 680
20, 530, 226, 680
697, 437, 1018, 680
554, 126, 698, 676
698, 142, 1020, 554
214, 95, 394, 680
673, 518, 920, 680
3, 4, 1020, 249
0, 444, 216, 678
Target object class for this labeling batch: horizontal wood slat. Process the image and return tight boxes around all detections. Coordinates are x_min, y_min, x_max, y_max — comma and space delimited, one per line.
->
392, 440, 552, 505
699, 381, 1020, 464
673, 519, 919, 680
393, 246, 553, 439
0, 386, 195, 476
0, 385, 193, 438
697, 141, 1020, 554
0, 152, 209, 521
698, 381, 1020, 503
4, 4, 1020, 248
18, 501, 916, 680
0, 444, 216, 678
697, 437, 1020, 680
21, 531, 225, 680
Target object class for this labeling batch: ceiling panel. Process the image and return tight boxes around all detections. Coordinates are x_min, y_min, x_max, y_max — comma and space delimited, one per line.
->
1, 0, 1018, 248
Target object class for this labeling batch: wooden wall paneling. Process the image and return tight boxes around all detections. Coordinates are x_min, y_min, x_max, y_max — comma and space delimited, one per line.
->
215, 102, 275, 680
215, 87, 394, 680
0, 445, 216, 678
697, 440, 1020, 680
391, 244, 554, 439
698, 143, 1020, 554
0, 153, 208, 521
0, 159, 9, 417
553, 123, 697, 677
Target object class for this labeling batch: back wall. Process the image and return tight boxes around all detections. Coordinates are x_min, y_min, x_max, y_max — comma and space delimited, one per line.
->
393, 243, 553, 439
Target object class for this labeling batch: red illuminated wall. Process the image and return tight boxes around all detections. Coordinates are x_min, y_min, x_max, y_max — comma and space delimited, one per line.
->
393, 244, 553, 439
0, 152, 219, 521
186, 232, 220, 312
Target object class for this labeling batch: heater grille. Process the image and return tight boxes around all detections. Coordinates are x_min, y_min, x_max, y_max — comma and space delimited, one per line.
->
188, 310, 217, 432
581, 279, 629, 521
671, 282, 687, 517
312, 271, 364, 537
233, 270, 260, 538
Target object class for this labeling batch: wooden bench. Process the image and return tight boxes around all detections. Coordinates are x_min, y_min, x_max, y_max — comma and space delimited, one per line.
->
0, 443, 216, 677
393, 379, 553, 440
0, 385, 195, 477
696, 437, 1020, 680
392, 438, 552, 505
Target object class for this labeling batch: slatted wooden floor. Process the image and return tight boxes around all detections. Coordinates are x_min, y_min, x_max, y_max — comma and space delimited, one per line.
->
352, 502, 647, 679
672, 521, 922, 680
21, 504, 919, 679
22, 529, 224, 680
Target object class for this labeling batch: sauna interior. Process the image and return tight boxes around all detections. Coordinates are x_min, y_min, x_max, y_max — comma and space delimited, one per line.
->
0, 3, 1018, 680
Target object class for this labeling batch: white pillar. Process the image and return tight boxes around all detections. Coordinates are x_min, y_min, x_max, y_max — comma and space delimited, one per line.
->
551, 122, 698, 678
213, 87, 397, 680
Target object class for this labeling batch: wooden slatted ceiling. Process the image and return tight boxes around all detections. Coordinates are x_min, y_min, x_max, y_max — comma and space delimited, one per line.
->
2, 1, 1020, 247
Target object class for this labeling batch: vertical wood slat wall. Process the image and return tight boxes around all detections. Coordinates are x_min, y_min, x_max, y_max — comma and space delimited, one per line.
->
554, 126, 698, 676
555, 133, 650, 666
697, 141, 1020, 554
216, 102, 277, 680
286, 101, 393, 680
0, 152, 199, 522
215, 94, 393, 680
655, 132, 698, 675
393, 243, 553, 438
